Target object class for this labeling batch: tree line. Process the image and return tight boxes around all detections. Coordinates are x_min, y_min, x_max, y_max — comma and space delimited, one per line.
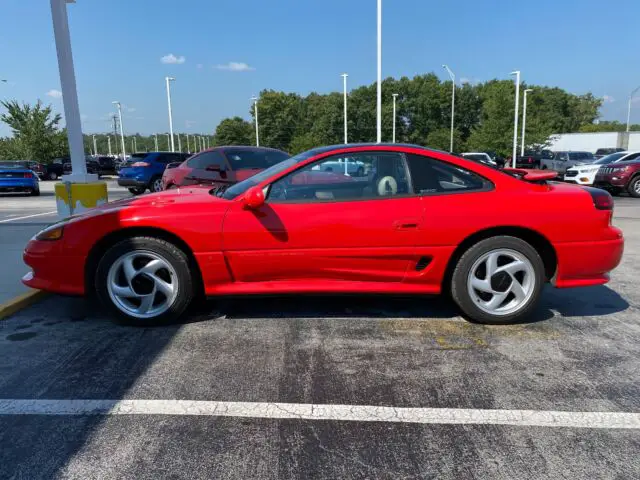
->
2, 74, 640, 163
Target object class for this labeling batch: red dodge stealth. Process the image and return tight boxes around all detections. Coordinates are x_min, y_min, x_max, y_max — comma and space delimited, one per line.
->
23, 144, 624, 326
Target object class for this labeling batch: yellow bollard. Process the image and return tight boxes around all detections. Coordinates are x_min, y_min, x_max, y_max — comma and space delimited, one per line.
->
54, 181, 108, 217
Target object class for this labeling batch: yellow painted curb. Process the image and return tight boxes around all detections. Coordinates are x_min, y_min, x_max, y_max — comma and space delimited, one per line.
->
0, 290, 50, 321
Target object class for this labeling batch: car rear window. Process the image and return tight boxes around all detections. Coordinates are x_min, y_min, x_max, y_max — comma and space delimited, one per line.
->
0, 161, 29, 169
223, 149, 290, 169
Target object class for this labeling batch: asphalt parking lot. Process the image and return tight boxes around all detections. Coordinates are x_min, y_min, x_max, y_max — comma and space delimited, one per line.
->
1, 185, 639, 478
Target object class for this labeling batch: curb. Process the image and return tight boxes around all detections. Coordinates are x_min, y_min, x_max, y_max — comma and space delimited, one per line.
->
0, 290, 49, 321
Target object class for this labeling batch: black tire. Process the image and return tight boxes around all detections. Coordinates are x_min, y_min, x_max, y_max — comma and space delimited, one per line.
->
627, 176, 640, 198
95, 236, 195, 326
128, 187, 146, 195
450, 236, 545, 325
48, 172, 58, 181
149, 176, 163, 193
30, 188, 40, 196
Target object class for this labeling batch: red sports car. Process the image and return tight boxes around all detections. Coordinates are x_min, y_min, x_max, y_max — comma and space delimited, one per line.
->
161, 146, 290, 190
23, 144, 624, 326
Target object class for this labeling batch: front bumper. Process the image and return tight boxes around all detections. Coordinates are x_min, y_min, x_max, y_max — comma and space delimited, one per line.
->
118, 178, 147, 188
22, 239, 85, 295
554, 233, 624, 288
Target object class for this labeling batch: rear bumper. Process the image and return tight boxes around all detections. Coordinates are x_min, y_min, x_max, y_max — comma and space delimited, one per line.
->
22, 241, 85, 295
0, 180, 38, 192
117, 178, 147, 188
554, 234, 624, 288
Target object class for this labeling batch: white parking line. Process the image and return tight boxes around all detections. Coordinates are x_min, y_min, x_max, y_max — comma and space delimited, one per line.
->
0, 399, 638, 429
0, 211, 57, 224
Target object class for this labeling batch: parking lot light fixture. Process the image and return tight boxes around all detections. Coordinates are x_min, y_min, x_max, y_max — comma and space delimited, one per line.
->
392, 93, 398, 143
107, 136, 111, 156
165, 77, 176, 152
252, 96, 260, 147
521, 89, 533, 157
442, 64, 455, 152
112, 101, 126, 161
510, 70, 521, 168
92, 134, 97, 156
341, 73, 348, 144
154, 134, 158, 151
627, 86, 640, 132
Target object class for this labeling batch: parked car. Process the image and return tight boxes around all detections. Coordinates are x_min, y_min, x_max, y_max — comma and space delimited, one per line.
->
595, 147, 625, 159
95, 156, 117, 176
43, 159, 66, 180
594, 157, 640, 197
161, 146, 289, 190
311, 156, 366, 175
540, 151, 595, 175
515, 150, 554, 169
460, 152, 497, 168
63, 158, 99, 176
564, 151, 640, 185
119, 152, 191, 194
0, 161, 40, 196
24, 143, 623, 327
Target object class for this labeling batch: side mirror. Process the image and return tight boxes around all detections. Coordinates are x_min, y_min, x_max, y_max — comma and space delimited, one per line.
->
243, 186, 265, 209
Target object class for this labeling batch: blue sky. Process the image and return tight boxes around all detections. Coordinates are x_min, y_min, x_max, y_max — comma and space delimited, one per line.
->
1, 0, 639, 137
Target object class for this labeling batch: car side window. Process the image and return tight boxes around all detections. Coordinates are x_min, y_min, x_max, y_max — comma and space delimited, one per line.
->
406, 154, 491, 195
224, 149, 289, 169
186, 151, 226, 170
267, 152, 408, 203
624, 153, 640, 161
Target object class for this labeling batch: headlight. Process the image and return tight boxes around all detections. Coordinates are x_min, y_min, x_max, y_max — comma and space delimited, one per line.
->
35, 222, 65, 241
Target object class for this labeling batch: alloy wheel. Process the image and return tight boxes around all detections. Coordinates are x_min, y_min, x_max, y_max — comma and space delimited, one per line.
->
106, 250, 178, 319
634, 179, 640, 195
152, 178, 163, 192
467, 249, 535, 316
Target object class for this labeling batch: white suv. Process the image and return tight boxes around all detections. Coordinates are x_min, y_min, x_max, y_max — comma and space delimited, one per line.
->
564, 151, 640, 185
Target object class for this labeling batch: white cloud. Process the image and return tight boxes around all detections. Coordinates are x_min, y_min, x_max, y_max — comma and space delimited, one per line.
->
47, 89, 62, 98
161, 53, 186, 65
602, 95, 615, 104
215, 62, 255, 72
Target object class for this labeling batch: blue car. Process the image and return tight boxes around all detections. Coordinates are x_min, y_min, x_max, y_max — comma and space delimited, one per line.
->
0, 161, 40, 196
117, 152, 191, 194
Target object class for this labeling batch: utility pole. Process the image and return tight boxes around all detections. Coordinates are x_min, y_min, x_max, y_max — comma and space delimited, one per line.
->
521, 89, 533, 157
165, 76, 176, 151
341, 73, 348, 144
154, 134, 158, 151
510, 70, 521, 168
252, 96, 259, 146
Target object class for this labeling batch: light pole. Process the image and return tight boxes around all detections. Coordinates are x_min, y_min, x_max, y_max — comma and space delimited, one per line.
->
112, 101, 126, 161
166, 134, 170, 150
193, 135, 198, 152
165, 76, 176, 152
392, 93, 398, 143
442, 64, 456, 152
92, 134, 97, 156
627, 86, 640, 132
510, 70, 521, 168
177, 133, 182, 152
252, 96, 260, 147
376, 0, 382, 143
521, 89, 533, 157
133, 136, 137, 152
341, 73, 348, 144
154, 134, 158, 151
107, 136, 112, 156
186, 133, 190, 153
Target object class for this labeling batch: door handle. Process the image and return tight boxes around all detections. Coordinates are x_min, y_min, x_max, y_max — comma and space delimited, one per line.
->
393, 220, 419, 230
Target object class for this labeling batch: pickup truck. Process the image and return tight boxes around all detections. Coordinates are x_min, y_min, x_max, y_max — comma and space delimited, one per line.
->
514, 150, 554, 169
539, 151, 595, 175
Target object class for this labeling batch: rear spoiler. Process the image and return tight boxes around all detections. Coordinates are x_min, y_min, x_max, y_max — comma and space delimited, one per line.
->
503, 168, 558, 183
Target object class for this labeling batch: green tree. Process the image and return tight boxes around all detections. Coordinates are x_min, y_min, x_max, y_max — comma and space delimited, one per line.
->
212, 117, 253, 145
251, 90, 303, 151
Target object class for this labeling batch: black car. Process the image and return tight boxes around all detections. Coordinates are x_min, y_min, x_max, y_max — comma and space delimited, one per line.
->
95, 156, 117, 176
42, 159, 66, 180
515, 149, 554, 169
63, 158, 99, 176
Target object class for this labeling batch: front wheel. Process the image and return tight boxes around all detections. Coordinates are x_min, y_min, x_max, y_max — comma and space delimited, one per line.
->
627, 176, 640, 198
128, 187, 146, 195
95, 237, 195, 326
450, 236, 545, 324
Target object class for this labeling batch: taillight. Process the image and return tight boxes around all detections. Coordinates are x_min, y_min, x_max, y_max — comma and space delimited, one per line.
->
584, 187, 613, 210
528, 157, 533, 163
23, 172, 33, 179
132, 162, 150, 167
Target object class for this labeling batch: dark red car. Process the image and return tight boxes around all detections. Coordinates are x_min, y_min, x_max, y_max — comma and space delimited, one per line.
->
161, 146, 290, 190
594, 159, 640, 197
24, 143, 623, 327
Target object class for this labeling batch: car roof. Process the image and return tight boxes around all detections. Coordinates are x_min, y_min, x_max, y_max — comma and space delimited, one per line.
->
299, 143, 450, 157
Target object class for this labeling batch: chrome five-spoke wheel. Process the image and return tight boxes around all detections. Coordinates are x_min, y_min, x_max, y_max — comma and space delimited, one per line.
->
106, 250, 179, 319
467, 249, 535, 316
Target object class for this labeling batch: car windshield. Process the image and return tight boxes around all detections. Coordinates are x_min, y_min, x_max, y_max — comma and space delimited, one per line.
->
220, 149, 319, 200
594, 152, 627, 165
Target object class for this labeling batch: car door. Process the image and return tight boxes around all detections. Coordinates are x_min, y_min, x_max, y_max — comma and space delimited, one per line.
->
553, 152, 567, 172
183, 151, 230, 186
221, 151, 424, 284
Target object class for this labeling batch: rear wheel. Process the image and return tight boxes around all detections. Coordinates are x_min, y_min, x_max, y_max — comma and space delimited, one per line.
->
30, 188, 40, 196
128, 187, 146, 195
150, 176, 163, 193
95, 237, 195, 326
627, 176, 640, 198
450, 236, 544, 324
48, 172, 58, 181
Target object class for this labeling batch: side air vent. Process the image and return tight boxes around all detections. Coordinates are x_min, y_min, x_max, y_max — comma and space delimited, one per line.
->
415, 256, 432, 271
